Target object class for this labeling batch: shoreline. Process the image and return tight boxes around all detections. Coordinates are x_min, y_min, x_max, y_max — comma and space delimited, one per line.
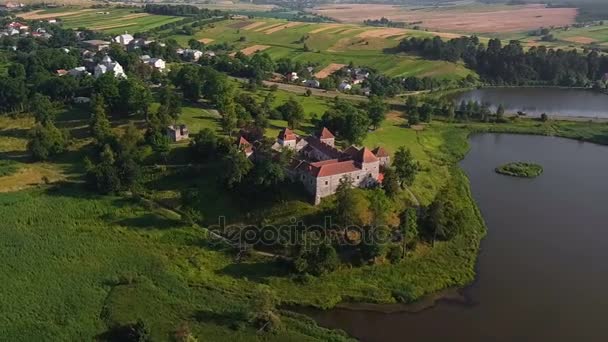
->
293, 125, 608, 319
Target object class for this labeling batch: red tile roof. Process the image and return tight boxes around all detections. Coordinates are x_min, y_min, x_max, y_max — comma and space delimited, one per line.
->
372, 147, 389, 158
238, 136, 253, 154
278, 127, 297, 141
320, 127, 335, 139
304, 136, 345, 159
309, 160, 360, 177
356, 147, 379, 163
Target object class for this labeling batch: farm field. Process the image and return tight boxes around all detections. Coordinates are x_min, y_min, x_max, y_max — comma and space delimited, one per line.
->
175, 18, 475, 80
310, 3, 577, 34
19, 7, 182, 34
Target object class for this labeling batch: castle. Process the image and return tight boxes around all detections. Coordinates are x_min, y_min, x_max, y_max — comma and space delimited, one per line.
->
239, 127, 389, 204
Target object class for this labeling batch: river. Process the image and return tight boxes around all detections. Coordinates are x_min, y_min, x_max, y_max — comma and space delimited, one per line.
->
303, 134, 608, 341
454, 88, 608, 119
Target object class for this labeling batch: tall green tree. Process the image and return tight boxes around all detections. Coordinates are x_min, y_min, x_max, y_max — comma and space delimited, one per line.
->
393, 147, 419, 186
30, 93, 56, 124
278, 97, 305, 129
381, 167, 400, 198
400, 207, 418, 256
90, 95, 113, 145
222, 146, 253, 188
367, 96, 388, 130
27, 121, 69, 161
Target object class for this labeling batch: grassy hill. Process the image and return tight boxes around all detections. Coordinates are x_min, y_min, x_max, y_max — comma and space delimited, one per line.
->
170, 18, 475, 80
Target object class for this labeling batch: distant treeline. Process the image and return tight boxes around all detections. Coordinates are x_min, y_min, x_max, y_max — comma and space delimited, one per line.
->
396, 36, 608, 86
143, 4, 223, 18
363, 17, 406, 28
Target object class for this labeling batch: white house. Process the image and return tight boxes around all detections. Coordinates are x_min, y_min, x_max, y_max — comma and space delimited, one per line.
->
338, 82, 352, 91
94, 55, 127, 79
178, 48, 203, 62
148, 58, 166, 71
286, 72, 299, 82
113, 33, 134, 46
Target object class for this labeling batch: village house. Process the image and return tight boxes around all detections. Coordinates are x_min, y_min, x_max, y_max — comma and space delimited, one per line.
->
286, 72, 299, 82
245, 127, 389, 204
114, 33, 134, 46
303, 79, 320, 88
177, 48, 203, 62
338, 82, 352, 92
127, 38, 154, 51
140, 55, 166, 70
68, 66, 90, 77
7, 22, 28, 32
238, 136, 254, 158
94, 55, 126, 79
166, 125, 189, 142
82, 39, 110, 51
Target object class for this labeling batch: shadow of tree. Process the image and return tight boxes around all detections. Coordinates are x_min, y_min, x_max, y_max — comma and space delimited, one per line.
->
217, 260, 288, 283
193, 308, 250, 329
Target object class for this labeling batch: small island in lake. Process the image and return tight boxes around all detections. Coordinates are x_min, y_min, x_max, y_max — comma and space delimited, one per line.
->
495, 162, 543, 178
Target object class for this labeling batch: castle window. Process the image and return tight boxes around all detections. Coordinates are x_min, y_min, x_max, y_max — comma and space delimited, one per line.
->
325, 181, 328, 185
356, 176, 360, 180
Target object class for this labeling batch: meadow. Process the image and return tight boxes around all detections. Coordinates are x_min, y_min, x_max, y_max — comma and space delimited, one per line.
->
175, 18, 474, 80
19, 7, 182, 35
0, 186, 352, 341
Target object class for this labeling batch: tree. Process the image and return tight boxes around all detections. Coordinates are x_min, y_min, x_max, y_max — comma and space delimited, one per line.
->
405, 95, 418, 111
0, 76, 27, 112
220, 102, 238, 136
292, 233, 339, 276
496, 104, 505, 121
94, 73, 120, 113
399, 207, 418, 257
157, 85, 182, 124
408, 108, 420, 125
367, 188, 391, 226
222, 146, 253, 188
90, 95, 113, 145
334, 177, 372, 227
540, 113, 549, 122
30, 93, 56, 124
423, 188, 464, 244
419, 103, 433, 123
27, 122, 69, 161
360, 225, 390, 262
200, 67, 234, 109
189, 128, 219, 161
393, 147, 419, 186
382, 167, 400, 198
116, 78, 152, 117
85, 144, 120, 194
367, 96, 388, 130
278, 97, 305, 129
175, 64, 202, 101
320, 100, 371, 145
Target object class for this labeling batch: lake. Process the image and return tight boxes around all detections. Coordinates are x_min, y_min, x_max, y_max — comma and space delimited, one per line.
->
454, 88, 608, 119
302, 134, 608, 341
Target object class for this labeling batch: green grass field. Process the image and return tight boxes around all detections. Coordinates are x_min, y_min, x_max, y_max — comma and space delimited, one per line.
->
173, 18, 474, 80
0, 186, 352, 341
27, 7, 183, 35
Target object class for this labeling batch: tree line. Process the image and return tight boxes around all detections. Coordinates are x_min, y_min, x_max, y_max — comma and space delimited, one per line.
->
396, 36, 608, 86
